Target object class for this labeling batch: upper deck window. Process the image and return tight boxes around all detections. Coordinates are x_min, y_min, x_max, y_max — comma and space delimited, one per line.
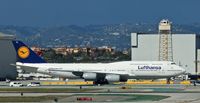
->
152, 64, 163, 65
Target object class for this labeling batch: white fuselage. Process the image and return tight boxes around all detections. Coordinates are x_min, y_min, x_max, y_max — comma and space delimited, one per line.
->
17, 61, 185, 80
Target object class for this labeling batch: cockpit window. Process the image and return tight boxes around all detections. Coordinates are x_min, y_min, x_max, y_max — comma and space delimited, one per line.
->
171, 62, 176, 65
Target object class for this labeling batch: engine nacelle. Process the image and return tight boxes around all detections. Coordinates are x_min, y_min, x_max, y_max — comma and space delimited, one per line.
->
82, 73, 97, 80
105, 74, 120, 82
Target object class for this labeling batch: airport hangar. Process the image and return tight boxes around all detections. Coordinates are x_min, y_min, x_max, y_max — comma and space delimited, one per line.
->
131, 33, 200, 75
0, 33, 17, 80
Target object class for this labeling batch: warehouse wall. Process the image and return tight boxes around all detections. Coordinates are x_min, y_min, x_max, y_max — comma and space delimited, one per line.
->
131, 33, 159, 61
0, 37, 17, 80
172, 35, 196, 74
197, 35, 200, 74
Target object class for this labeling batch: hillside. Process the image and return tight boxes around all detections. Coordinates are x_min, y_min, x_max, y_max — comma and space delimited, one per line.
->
0, 23, 200, 50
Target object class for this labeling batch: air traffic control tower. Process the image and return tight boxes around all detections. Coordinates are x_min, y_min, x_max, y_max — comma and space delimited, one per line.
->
0, 33, 17, 80
158, 19, 173, 61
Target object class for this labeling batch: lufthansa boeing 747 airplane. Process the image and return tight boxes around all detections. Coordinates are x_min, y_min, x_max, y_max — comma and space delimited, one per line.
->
12, 40, 186, 84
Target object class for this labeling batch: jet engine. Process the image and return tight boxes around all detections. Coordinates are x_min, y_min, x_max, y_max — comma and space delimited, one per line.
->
105, 74, 120, 82
82, 73, 97, 80
105, 74, 128, 83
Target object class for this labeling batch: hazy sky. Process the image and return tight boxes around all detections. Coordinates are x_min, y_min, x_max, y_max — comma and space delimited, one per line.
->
0, 0, 199, 27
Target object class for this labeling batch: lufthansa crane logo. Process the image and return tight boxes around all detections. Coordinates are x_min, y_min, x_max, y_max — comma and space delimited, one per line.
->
18, 46, 30, 59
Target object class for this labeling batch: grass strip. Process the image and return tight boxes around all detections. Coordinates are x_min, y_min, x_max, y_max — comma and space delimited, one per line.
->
75, 94, 170, 102
0, 95, 69, 102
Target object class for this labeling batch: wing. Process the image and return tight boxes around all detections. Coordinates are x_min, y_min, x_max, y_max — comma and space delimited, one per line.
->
11, 63, 38, 73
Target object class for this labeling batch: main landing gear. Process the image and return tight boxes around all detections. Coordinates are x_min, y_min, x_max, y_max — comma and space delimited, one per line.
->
167, 78, 171, 84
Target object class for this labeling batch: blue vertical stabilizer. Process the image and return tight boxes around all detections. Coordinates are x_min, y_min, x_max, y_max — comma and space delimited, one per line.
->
12, 40, 46, 63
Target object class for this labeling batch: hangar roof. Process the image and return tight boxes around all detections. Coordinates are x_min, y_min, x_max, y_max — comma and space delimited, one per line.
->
0, 32, 15, 40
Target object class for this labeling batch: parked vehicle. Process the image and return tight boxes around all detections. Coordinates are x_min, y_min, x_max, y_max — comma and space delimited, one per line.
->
27, 82, 41, 87
9, 82, 23, 87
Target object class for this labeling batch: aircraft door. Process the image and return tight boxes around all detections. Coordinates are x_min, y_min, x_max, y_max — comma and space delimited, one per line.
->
130, 69, 135, 76
159, 66, 165, 75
